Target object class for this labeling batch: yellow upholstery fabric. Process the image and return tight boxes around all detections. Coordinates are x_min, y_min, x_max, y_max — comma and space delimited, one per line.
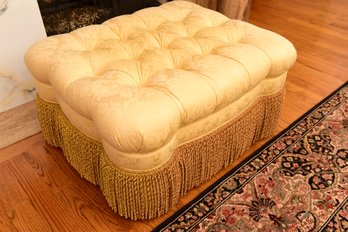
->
25, 1, 296, 171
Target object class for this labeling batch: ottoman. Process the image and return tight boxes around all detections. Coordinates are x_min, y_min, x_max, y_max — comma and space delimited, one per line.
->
24, 1, 296, 220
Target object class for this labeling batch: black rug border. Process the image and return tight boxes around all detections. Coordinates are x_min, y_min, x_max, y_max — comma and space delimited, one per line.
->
153, 81, 348, 232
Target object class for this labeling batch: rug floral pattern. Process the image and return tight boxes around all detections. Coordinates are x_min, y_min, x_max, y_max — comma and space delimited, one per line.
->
156, 84, 348, 232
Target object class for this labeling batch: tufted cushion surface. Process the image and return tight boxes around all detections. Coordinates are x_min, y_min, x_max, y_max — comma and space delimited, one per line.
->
25, 1, 296, 170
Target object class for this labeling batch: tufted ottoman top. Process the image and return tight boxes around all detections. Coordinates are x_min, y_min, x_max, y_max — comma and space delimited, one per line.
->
25, 1, 296, 170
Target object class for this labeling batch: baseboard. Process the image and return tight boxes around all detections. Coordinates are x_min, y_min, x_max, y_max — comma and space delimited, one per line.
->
0, 100, 41, 149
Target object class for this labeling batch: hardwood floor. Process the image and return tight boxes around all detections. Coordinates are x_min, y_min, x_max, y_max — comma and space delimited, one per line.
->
0, 0, 347, 231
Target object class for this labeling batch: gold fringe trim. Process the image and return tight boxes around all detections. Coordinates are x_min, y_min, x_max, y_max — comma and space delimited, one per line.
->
36, 88, 284, 220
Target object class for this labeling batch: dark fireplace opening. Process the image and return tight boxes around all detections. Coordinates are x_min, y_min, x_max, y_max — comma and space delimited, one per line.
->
37, 0, 170, 36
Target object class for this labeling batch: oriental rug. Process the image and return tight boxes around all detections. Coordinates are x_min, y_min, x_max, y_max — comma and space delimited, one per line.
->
154, 82, 348, 232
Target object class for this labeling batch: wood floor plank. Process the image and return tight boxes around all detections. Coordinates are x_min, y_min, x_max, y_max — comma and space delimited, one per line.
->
7, 151, 112, 232
0, 201, 17, 232
0, 0, 347, 231
287, 62, 344, 97
60, 185, 131, 232
4, 200, 53, 232
0, 161, 29, 212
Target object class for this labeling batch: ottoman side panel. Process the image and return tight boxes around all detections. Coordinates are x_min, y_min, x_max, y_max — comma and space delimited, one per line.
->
35, 86, 284, 220
36, 95, 182, 219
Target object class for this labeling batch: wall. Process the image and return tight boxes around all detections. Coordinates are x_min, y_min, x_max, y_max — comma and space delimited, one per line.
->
0, 0, 46, 113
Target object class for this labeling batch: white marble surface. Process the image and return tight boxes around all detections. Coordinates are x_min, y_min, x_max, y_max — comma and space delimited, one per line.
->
0, 0, 46, 113
0, 0, 8, 15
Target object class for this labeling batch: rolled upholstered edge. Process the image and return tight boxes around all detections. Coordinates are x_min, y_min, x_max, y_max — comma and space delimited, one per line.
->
36, 88, 285, 220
